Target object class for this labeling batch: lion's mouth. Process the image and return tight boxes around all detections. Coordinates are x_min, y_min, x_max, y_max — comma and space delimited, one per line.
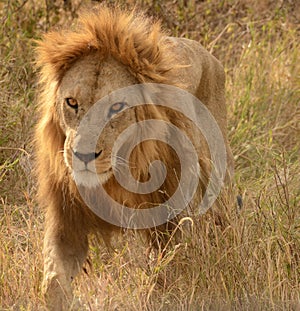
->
72, 167, 113, 188
67, 146, 113, 188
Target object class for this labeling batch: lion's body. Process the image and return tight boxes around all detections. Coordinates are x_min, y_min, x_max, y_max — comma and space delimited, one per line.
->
35, 6, 233, 310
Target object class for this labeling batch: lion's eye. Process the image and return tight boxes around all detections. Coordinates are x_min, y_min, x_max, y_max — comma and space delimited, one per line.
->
108, 101, 127, 118
65, 98, 78, 111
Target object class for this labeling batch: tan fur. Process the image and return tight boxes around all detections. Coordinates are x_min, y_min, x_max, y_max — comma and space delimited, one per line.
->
34, 6, 233, 310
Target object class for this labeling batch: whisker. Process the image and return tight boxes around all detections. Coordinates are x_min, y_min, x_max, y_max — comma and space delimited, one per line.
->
116, 161, 137, 170
111, 155, 137, 168
111, 155, 130, 163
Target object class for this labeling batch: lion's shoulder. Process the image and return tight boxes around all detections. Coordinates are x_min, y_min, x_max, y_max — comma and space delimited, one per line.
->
163, 36, 225, 96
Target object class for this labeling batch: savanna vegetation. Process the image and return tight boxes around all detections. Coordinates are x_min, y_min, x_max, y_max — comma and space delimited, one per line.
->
0, 0, 299, 310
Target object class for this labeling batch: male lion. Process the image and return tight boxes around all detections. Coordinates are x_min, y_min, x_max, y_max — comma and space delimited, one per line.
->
35, 6, 233, 310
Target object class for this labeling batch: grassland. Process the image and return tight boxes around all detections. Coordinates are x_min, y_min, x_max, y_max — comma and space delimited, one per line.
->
0, 0, 299, 310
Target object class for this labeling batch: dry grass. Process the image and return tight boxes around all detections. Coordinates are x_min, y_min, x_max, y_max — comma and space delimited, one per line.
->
0, 0, 299, 310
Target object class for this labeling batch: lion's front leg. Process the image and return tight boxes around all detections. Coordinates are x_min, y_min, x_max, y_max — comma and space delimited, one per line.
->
42, 219, 88, 311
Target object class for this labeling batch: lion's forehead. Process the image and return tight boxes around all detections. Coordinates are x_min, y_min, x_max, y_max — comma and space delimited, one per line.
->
58, 54, 138, 107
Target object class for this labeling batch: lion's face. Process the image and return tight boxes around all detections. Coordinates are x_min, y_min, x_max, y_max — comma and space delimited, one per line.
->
57, 53, 138, 188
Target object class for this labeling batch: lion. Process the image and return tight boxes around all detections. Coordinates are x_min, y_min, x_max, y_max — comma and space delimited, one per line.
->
34, 6, 234, 310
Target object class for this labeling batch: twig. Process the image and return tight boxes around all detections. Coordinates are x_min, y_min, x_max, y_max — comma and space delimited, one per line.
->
0, 147, 30, 156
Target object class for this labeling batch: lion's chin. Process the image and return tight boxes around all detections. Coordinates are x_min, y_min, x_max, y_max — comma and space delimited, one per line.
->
72, 169, 112, 188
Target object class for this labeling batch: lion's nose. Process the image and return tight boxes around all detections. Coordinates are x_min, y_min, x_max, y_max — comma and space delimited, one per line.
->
72, 149, 102, 165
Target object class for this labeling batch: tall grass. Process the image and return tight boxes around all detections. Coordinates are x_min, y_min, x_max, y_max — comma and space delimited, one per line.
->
0, 1, 299, 310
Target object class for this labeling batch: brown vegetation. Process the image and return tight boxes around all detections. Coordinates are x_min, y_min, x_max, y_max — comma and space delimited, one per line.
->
0, 1, 299, 310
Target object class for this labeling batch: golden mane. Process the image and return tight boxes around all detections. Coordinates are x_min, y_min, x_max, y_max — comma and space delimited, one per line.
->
35, 6, 175, 85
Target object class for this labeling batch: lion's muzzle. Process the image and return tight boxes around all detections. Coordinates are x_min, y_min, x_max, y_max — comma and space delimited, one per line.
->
72, 149, 102, 165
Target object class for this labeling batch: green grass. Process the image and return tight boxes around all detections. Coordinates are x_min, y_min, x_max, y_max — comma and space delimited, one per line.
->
0, 0, 299, 310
